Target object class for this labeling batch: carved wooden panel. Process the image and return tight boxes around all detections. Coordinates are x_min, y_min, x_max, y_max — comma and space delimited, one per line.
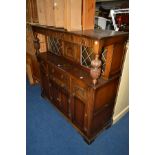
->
64, 42, 80, 63
91, 103, 113, 136
40, 70, 50, 98
51, 81, 61, 108
73, 97, 86, 131
37, 34, 47, 52
60, 89, 69, 116
94, 78, 119, 112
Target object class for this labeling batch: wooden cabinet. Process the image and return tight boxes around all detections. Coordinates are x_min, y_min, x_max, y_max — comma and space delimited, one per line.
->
31, 24, 128, 144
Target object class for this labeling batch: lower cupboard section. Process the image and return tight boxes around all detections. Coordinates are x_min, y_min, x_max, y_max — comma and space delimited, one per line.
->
40, 77, 117, 143
38, 54, 119, 144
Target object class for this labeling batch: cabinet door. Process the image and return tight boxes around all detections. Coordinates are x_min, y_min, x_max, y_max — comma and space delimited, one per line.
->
49, 80, 61, 108
49, 79, 69, 117
40, 69, 49, 98
71, 96, 86, 131
60, 88, 69, 117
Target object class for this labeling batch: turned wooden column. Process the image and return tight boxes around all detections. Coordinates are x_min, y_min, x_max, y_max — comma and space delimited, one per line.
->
33, 33, 40, 57
90, 40, 102, 85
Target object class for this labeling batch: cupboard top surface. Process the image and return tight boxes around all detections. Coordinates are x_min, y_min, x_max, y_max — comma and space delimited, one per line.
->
30, 23, 128, 40
70, 29, 128, 40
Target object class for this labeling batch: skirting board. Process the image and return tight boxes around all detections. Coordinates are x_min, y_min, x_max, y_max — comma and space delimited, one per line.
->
112, 105, 129, 124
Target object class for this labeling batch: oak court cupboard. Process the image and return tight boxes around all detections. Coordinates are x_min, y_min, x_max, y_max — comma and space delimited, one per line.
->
31, 23, 128, 144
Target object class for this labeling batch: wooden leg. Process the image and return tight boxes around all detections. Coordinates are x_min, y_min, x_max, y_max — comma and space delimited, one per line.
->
83, 137, 95, 145
41, 88, 45, 98
82, 119, 112, 145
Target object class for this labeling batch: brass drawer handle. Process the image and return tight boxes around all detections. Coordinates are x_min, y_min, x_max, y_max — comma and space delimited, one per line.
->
57, 98, 61, 102
61, 84, 67, 89
61, 83, 65, 88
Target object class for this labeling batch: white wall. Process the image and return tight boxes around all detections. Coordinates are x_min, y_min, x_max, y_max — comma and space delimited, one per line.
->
113, 42, 129, 124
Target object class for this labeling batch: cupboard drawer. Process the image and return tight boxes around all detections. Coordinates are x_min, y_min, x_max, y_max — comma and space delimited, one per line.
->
52, 77, 68, 90
72, 79, 87, 102
49, 65, 70, 90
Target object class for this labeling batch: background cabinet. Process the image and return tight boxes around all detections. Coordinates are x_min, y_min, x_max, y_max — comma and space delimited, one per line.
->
27, 0, 95, 31
26, 0, 38, 23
